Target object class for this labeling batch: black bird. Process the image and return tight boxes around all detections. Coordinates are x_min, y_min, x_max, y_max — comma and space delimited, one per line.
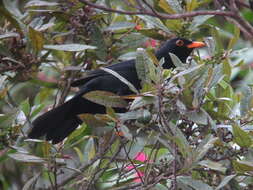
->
28, 38, 205, 144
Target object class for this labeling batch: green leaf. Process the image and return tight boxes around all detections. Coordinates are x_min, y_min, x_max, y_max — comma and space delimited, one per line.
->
178, 176, 213, 190
0, 109, 19, 127
158, 0, 176, 14
137, 109, 151, 124
135, 48, 150, 84
138, 15, 171, 34
20, 98, 31, 117
208, 64, 224, 89
232, 125, 252, 148
25, 0, 59, 8
223, 60, 231, 81
204, 37, 216, 56
0, 32, 19, 39
211, 27, 223, 52
233, 160, 253, 173
0, 1, 25, 33
227, 25, 240, 50
104, 22, 135, 31
3, 0, 23, 18
138, 29, 167, 40
101, 67, 139, 94
34, 87, 54, 105
118, 52, 137, 61
186, 0, 200, 12
240, 85, 252, 116
215, 175, 236, 190
74, 147, 84, 162
91, 25, 107, 60
22, 172, 41, 190
190, 15, 213, 30
130, 96, 155, 110
165, 19, 183, 32
171, 65, 203, 82
165, 0, 183, 13
192, 69, 208, 108
195, 135, 218, 162
44, 44, 96, 51
9, 153, 45, 163
65, 124, 87, 146
185, 109, 208, 125
83, 90, 128, 108
120, 125, 133, 140
78, 114, 108, 128
199, 160, 226, 173
28, 27, 44, 53
167, 122, 192, 159
169, 53, 184, 67
84, 137, 96, 161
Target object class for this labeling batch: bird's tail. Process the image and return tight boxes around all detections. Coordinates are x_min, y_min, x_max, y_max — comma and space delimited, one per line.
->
28, 98, 82, 144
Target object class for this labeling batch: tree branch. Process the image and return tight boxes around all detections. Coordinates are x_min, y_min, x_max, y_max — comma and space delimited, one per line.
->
80, 0, 235, 19
80, 0, 253, 39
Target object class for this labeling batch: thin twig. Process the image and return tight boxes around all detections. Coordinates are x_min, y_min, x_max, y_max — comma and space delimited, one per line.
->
114, 124, 145, 184
172, 142, 177, 190
57, 134, 117, 187
86, 138, 127, 189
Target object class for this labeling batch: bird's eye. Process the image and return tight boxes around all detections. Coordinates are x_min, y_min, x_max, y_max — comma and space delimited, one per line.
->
176, 40, 184, 47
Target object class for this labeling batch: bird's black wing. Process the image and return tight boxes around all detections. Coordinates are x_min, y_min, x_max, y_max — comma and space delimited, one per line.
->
71, 59, 136, 87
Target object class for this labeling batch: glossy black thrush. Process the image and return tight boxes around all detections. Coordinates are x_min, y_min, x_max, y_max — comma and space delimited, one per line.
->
28, 38, 206, 144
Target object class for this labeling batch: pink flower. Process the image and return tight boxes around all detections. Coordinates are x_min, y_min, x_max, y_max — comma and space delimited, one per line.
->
126, 152, 150, 183
144, 39, 157, 48
135, 24, 142, 30
134, 152, 149, 162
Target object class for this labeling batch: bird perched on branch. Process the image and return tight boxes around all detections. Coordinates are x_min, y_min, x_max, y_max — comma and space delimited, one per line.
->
28, 38, 206, 144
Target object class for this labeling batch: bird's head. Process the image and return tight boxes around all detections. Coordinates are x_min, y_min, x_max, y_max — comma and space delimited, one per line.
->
156, 37, 206, 69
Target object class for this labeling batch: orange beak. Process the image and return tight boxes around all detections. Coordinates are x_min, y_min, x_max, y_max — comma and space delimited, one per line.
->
187, 41, 206, 49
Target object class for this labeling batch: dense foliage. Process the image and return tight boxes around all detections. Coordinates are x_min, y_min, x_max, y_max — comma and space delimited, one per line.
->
1, 0, 253, 189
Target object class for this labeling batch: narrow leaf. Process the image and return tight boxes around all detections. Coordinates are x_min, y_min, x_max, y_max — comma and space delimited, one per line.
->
190, 15, 213, 29
136, 48, 149, 83
215, 175, 236, 190
232, 125, 252, 148
91, 25, 107, 60
240, 86, 252, 116
186, 0, 199, 12
138, 15, 171, 34
195, 135, 218, 162
20, 98, 31, 117
185, 109, 208, 125
199, 160, 226, 173
22, 172, 41, 190
227, 25, 240, 50
158, 0, 176, 14
120, 125, 133, 140
44, 44, 96, 51
169, 53, 184, 67
25, 0, 59, 8
166, 0, 183, 13
83, 90, 128, 108
233, 160, 253, 173
178, 176, 213, 190
104, 22, 135, 31
9, 153, 45, 163
28, 27, 44, 53
101, 67, 139, 94
84, 137, 96, 161
0, 32, 19, 39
